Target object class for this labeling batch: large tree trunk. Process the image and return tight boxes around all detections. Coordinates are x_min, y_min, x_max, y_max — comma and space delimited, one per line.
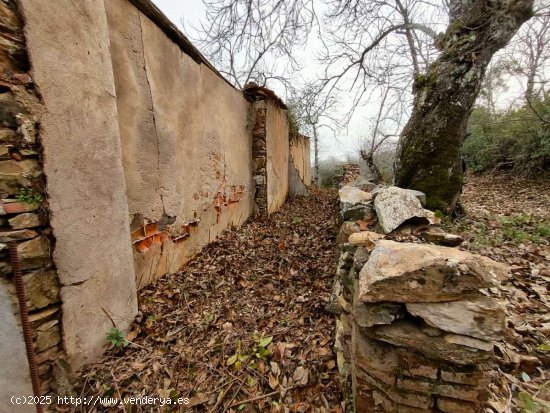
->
394, 0, 533, 213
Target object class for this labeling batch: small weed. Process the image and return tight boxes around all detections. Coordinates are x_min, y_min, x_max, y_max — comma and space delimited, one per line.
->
292, 217, 304, 225
16, 188, 43, 205
518, 391, 542, 412
534, 223, 550, 238
502, 227, 530, 244
226, 333, 273, 369
201, 311, 215, 325
106, 327, 128, 348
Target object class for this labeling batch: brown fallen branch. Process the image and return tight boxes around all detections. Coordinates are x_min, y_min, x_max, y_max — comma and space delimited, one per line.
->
229, 387, 293, 408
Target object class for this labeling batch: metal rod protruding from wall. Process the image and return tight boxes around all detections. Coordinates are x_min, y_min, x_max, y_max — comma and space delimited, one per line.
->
8, 241, 44, 413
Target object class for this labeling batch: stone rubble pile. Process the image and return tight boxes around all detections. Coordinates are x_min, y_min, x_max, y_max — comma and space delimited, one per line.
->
330, 183, 509, 412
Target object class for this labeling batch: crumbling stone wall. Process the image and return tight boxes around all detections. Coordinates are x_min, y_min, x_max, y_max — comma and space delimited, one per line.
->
246, 85, 294, 214
332, 184, 508, 412
0, 0, 64, 402
251, 101, 268, 215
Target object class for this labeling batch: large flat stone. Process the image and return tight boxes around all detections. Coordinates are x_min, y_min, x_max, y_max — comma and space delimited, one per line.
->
407, 296, 505, 341
0, 228, 38, 242
367, 320, 493, 366
374, 187, 428, 233
339, 185, 372, 207
359, 240, 508, 303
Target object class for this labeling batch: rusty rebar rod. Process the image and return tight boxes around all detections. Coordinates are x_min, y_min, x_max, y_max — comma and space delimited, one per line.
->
9, 241, 44, 413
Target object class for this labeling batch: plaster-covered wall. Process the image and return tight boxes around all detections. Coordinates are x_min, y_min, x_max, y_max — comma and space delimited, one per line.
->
19, 0, 138, 370
266, 100, 290, 214
290, 135, 311, 186
106, 0, 254, 288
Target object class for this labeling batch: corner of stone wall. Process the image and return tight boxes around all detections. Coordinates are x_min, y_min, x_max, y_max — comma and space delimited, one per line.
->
330, 183, 508, 412
251, 100, 268, 216
0, 0, 67, 396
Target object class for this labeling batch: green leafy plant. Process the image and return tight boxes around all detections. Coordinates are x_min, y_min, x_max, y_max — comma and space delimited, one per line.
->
226, 333, 273, 369
106, 327, 129, 348
518, 391, 542, 412
16, 188, 43, 205
226, 341, 250, 368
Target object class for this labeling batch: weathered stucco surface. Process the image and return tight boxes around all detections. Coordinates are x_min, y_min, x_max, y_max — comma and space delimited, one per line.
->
4, 0, 289, 380
290, 135, 311, 186
0, 281, 34, 412
106, 0, 254, 288
19, 0, 138, 370
266, 100, 289, 214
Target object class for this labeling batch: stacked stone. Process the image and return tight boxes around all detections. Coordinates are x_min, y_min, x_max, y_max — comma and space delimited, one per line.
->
0, 0, 63, 395
340, 163, 361, 186
331, 185, 508, 413
251, 102, 268, 216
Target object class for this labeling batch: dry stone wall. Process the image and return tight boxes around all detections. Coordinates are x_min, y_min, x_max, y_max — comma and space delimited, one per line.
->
331, 183, 509, 412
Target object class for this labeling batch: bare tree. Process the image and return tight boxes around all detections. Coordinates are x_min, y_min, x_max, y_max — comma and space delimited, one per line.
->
504, 1, 550, 101
359, 68, 405, 183
320, 0, 445, 111
287, 84, 339, 184
189, 0, 317, 89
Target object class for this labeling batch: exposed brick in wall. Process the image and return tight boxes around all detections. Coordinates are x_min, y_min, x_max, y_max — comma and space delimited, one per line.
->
0, 0, 65, 396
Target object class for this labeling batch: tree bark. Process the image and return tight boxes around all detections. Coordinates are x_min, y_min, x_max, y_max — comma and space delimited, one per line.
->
360, 149, 382, 184
394, 0, 534, 213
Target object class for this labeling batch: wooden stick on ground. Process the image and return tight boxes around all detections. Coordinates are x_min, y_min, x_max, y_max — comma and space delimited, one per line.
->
229, 387, 293, 408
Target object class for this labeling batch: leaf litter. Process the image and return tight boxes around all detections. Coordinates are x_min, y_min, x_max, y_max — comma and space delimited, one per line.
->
446, 173, 550, 412
62, 189, 345, 412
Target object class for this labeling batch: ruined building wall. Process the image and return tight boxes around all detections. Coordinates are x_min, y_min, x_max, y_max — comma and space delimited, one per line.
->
266, 99, 290, 214
290, 134, 311, 187
0, 0, 291, 394
105, 0, 254, 288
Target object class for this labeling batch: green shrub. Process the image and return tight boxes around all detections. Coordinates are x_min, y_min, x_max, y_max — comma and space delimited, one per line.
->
464, 95, 550, 175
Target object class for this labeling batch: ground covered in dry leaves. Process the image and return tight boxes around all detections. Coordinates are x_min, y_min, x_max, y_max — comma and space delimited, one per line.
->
70, 189, 345, 412
446, 173, 550, 412
60, 174, 549, 413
